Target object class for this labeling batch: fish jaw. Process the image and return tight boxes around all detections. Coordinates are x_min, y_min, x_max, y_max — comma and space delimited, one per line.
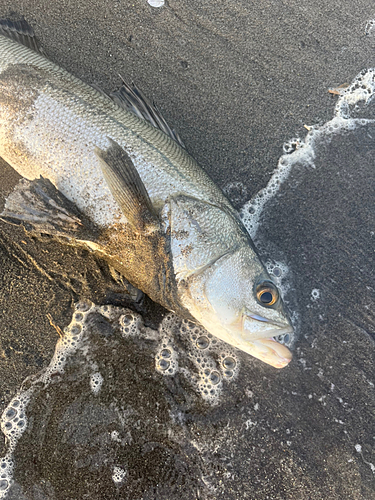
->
236, 316, 293, 367
208, 316, 293, 368
244, 337, 293, 369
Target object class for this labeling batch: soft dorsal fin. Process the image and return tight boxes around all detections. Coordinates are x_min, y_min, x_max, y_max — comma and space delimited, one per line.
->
110, 80, 186, 149
0, 18, 45, 55
95, 138, 160, 232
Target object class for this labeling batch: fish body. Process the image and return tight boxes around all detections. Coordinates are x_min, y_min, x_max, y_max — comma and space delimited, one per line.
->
0, 20, 293, 368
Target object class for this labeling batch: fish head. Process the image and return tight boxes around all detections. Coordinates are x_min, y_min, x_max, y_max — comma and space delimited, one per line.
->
186, 246, 293, 368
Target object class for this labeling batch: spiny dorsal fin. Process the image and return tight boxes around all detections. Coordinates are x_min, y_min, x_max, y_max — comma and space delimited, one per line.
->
111, 80, 186, 149
0, 18, 45, 55
95, 138, 160, 232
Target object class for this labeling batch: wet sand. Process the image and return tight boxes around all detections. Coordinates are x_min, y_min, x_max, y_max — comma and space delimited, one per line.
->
0, 1, 374, 499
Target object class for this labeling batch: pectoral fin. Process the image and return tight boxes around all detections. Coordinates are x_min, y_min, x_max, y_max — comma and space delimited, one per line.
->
95, 138, 159, 232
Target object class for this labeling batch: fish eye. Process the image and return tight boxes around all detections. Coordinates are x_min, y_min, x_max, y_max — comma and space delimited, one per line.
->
256, 282, 278, 306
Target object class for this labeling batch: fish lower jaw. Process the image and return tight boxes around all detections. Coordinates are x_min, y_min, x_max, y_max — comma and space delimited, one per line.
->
250, 337, 293, 369
222, 325, 293, 368
196, 319, 292, 369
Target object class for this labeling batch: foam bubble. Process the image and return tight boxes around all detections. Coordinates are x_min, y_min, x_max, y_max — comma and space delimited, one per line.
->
0, 457, 12, 496
112, 466, 127, 484
240, 68, 375, 241
0, 303, 146, 498
153, 315, 240, 404
183, 319, 239, 403
263, 257, 299, 345
75, 301, 91, 313
0, 300, 96, 498
283, 137, 302, 154
311, 289, 320, 301
90, 372, 104, 395
40, 303, 93, 382
335, 68, 375, 117
219, 352, 240, 379
155, 337, 178, 376
0, 392, 33, 498
0, 300, 242, 500
209, 371, 220, 385
0, 481, 9, 492
265, 260, 290, 294
222, 356, 236, 370
1, 393, 32, 448
119, 312, 141, 336
196, 335, 209, 349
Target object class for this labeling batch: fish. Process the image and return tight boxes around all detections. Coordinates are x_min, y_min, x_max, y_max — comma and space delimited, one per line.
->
0, 19, 293, 368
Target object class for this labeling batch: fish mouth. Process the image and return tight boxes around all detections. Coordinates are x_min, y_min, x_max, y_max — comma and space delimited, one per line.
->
242, 313, 293, 341
253, 337, 292, 368
241, 317, 293, 368
262, 325, 293, 339
241, 336, 293, 369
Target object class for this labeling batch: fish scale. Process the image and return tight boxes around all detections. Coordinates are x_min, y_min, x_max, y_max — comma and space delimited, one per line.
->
0, 33, 231, 228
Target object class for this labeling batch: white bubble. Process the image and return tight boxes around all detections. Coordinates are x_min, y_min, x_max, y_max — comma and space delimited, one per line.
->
196, 335, 209, 349
155, 337, 178, 376
240, 150, 298, 239
209, 371, 220, 385
111, 431, 122, 443
240, 69, 375, 243
283, 137, 302, 154
112, 466, 127, 484
0, 393, 32, 453
335, 68, 375, 118
74, 312, 84, 322
0, 301, 96, 497
0, 479, 9, 492
90, 372, 104, 395
75, 300, 93, 313
186, 323, 239, 403
152, 314, 242, 404
264, 260, 291, 296
119, 311, 141, 336
70, 324, 82, 335
311, 289, 320, 301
